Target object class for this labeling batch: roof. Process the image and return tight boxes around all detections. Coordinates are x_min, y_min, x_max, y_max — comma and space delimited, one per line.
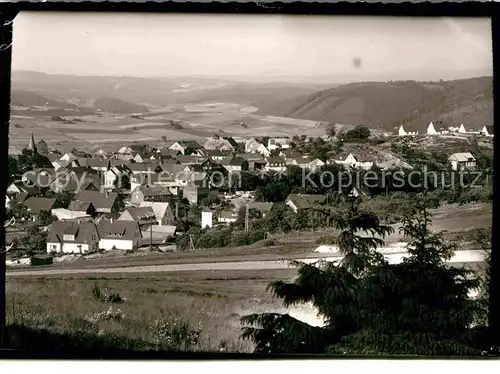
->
47, 220, 98, 244
267, 156, 286, 164
97, 219, 141, 241
51, 208, 91, 221
286, 194, 326, 210
176, 155, 203, 164
121, 206, 156, 223
137, 185, 172, 197
23, 197, 57, 214
248, 202, 274, 214
75, 190, 118, 212
204, 150, 233, 158
292, 157, 312, 165
179, 140, 202, 149
141, 225, 177, 236
229, 157, 248, 166
203, 137, 235, 150
219, 210, 237, 219
128, 163, 156, 172
68, 200, 93, 212
109, 159, 131, 167
449, 152, 476, 162
139, 201, 171, 222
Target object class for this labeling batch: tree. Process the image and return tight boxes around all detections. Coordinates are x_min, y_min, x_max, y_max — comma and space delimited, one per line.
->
17, 148, 53, 174
111, 194, 126, 217
326, 123, 336, 138
241, 194, 485, 355
38, 210, 57, 226
8, 155, 18, 184
53, 191, 75, 209
22, 226, 48, 255
345, 125, 371, 141
8, 200, 30, 221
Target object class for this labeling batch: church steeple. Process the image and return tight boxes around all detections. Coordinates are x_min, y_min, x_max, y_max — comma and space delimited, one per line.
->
28, 131, 37, 153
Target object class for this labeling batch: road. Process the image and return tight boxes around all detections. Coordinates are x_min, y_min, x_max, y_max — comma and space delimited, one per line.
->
6, 250, 486, 277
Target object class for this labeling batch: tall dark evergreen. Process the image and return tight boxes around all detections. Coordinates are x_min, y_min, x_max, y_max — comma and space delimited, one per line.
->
241, 194, 487, 355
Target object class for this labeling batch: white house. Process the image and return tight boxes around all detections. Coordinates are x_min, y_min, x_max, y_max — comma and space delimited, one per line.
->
334, 153, 373, 170
218, 210, 238, 224
139, 201, 175, 225
51, 208, 91, 221
448, 152, 477, 171
104, 166, 130, 189
458, 124, 467, 134
427, 122, 438, 136
480, 125, 491, 137
264, 156, 287, 173
398, 125, 407, 136
46, 220, 100, 254
97, 219, 142, 251
118, 146, 133, 155
267, 138, 290, 151
201, 208, 213, 229
245, 138, 270, 157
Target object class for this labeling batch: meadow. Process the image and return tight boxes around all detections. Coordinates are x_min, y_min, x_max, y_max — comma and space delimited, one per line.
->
6, 269, 297, 353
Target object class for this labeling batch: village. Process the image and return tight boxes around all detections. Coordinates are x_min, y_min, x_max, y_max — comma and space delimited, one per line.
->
4, 119, 493, 265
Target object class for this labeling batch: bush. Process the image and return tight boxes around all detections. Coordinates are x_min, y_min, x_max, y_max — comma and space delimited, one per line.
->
84, 307, 125, 323
151, 316, 202, 351
92, 283, 126, 304
263, 238, 277, 247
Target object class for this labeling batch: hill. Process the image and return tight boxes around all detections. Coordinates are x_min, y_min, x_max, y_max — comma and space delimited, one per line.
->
256, 77, 493, 132
92, 97, 149, 114
11, 89, 80, 109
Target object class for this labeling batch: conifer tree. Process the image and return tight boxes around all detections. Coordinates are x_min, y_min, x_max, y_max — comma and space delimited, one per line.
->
241, 194, 487, 355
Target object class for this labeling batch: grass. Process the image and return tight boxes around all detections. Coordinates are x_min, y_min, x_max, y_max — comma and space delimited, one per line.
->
5, 269, 296, 353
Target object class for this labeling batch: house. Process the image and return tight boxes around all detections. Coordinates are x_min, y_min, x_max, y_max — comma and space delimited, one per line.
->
139, 201, 175, 225
333, 153, 373, 170
201, 208, 213, 229
7, 181, 39, 198
285, 194, 327, 213
265, 156, 287, 173
204, 150, 233, 161
308, 158, 326, 172
176, 154, 204, 165
203, 136, 235, 152
51, 208, 91, 221
127, 162, 161, 175
168, 140, 203, 156
398, 125, 407, 136
267, 137, 290, 151
249, 159, 267, 171
22, 168, 55, 189
118, 206, 157, 226
23, 196, 57, 216
218, 210, 238, 224
220, 157, 249, 173
50, 167, 101, 194
248, 202, 274, 217
75, 190, 118, 214
36, 139, 49, 157
6, 191, 30, 210
427, 122, 438, 136
182, 186, 212, 205
46, 220, 100, 254
448, 152, 476, 171
349, 186, 371, 199
458, 124, 467, 134
97, 219, 142, 251
290, 157, 325, 172
83, 158, 110, 172
245, 138, 270, 157
281, 149, 307, 161
130, 185, 172, 205
68, 201, 96, 216
104, 165, 131, 189
140, 225, 177, 245
118, 146, 134, 155
480, 125, 491, 137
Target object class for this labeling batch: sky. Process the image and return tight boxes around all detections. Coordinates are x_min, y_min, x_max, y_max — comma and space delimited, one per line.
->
12, 12, 493, 82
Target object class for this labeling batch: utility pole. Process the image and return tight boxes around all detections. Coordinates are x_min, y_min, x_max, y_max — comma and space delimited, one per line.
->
175, 202, 179, 219
149, 223, 153, 251
0, 8, 17, 348
244, 203, 249, 232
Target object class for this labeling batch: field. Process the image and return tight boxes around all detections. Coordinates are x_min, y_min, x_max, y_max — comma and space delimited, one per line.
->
6, 269, 298, 353
9, 101, 327, 154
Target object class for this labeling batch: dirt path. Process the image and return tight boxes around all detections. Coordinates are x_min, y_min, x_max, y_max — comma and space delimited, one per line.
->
7, 250, 486, 277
